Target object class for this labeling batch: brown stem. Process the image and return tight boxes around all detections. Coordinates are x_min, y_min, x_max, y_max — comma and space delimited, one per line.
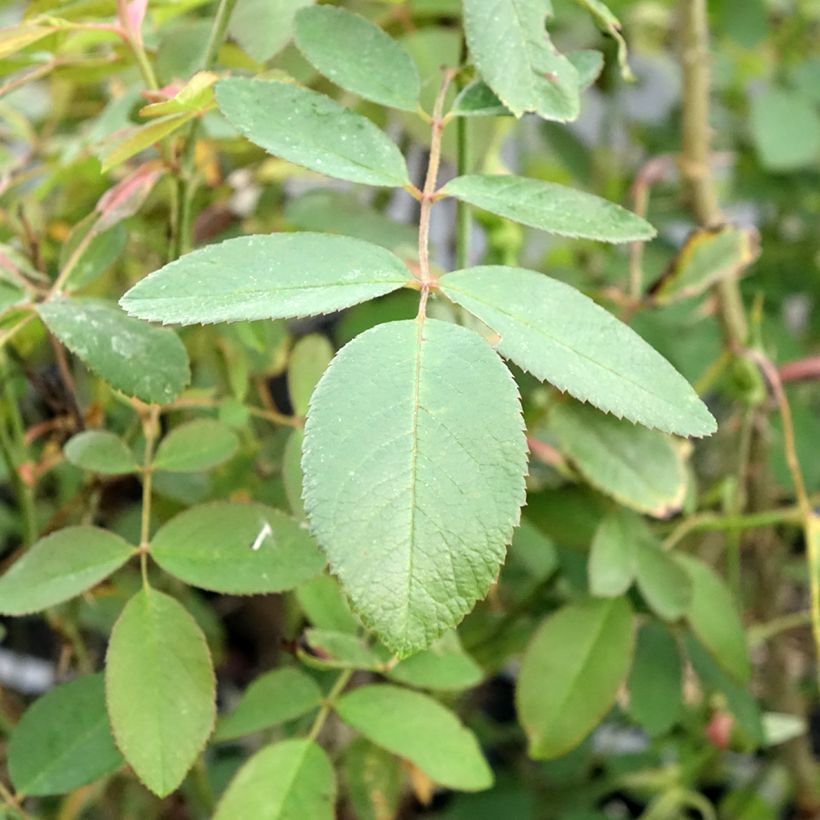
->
780, 356, 820, 384
678, 0, 747, 350
417, 69, 456, 289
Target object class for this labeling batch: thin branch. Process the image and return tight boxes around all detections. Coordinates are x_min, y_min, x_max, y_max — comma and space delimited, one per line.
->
417, 69, 456, 288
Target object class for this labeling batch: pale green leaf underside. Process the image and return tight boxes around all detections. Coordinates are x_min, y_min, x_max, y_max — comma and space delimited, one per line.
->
64, 430, 138, 475
215, 78, 410, 187
151, 502, 325, 594
38, 299, 190, 405
548, 401, 688, 517
120, 233, 410, 326
214, 668, 322, 741
440, 266, 716, 437
516, 596, 634, 759
153, 419, 239, 472
294, 6, 420, 111
627, 622, 683, 737
677, 554, 752, 685
105, 588, 215, 797
214, 739, 336, 820
0, 527, 134, 616
388, 631, 483, 691
463, 0, 580, 121
9, 674, 123, 797
587, 509, 639, 598
302, 319, 527, 657
441, 175, 655, 243
634, 538, 692, 621
228, 0, 310, 63
335, 684, 493, 791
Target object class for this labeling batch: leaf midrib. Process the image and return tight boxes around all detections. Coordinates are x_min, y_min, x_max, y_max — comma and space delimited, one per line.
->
400, 316, 425, 640
534, 602, 619, 744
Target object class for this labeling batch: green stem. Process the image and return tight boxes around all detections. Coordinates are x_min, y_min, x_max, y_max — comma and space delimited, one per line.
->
0, 312, 34, 353
306, 669, 353, 742
138, 406, 160, 584
749, 610, 812, 647
662, 505, 804, 551
0, 361, 36, 546
175, 0, 238, 258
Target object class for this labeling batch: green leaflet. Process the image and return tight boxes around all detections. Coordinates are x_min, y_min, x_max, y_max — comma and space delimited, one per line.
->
150, 502, 325, 595
153, 419, 239, 472
288, 334, 334, 417
451, 79, 511, 118
572, 0, 634, 81
677, 554, 752, 685
97, 113, 196, 171
295, 573, 360, 633
284, 190, 417, 251
548, 401, 688, 516
38, 299, 190, 404
440, 266, 716, 437
335, 684, 493, 791
8, 674, 123, 797
283, 429, 307, 520
627, 622, 683, 737
294, 6, 420, 111
685, 634, 764, 745
453, 51, 602, 118
215, 79, 410, 187
587, 509, 640, 598
388, 631, 484, 691
342, 739, 403, 820
120, 233, 410, 326
516, 596, 635, 759
441, 175, 654, 243
59, 219, 127, 291
634, 536, 692, 621
228, 0, 311, 62
64, 430, 138, 475
463, 0, 580, 121
750, 87, 820, 172
214, 739, 336, 820
0, 527, 135, 615
105, 588, 215, 797
302, 319, 527, 657
651, 225, 760, 305
214, 668, 322, 741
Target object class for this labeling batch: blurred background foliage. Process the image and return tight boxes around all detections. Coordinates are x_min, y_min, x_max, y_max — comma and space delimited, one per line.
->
1, 0, 820, 818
